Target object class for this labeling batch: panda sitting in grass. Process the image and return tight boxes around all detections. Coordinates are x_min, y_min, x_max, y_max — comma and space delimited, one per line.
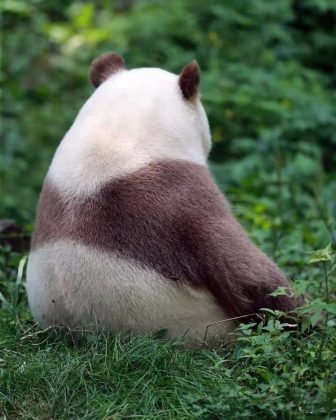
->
26, 53, 302, 347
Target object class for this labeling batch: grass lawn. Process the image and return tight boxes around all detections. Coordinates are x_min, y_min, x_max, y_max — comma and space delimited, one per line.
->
1, 243, 335, 419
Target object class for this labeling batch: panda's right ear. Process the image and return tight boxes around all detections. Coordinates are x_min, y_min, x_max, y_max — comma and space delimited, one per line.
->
89, 52, 125, 88
179, 60, 201, 100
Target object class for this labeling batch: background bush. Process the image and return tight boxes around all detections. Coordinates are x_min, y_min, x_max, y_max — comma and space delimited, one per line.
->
1, 0, 335, 230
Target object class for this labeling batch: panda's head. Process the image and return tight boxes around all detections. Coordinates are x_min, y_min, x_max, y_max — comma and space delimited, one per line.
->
49, 52, 212, 197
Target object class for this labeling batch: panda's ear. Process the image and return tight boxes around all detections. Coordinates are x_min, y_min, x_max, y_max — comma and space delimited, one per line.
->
178, 60, 201, 100
89, 52, 125, 88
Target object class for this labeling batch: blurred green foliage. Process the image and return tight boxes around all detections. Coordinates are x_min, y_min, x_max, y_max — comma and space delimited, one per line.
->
1, 0, 336, 238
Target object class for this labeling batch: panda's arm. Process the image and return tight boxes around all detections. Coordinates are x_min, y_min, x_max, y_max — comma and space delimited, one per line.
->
172, 175, 303, 319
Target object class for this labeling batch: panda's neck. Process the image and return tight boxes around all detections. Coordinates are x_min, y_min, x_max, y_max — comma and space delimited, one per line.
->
47, 127, 207, 199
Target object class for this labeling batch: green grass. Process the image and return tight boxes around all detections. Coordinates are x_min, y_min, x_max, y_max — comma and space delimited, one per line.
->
1, 312, 335, 419
1, 247, 335, 419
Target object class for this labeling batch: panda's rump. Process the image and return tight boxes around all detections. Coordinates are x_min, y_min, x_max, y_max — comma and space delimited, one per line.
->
26, 240, 232, 345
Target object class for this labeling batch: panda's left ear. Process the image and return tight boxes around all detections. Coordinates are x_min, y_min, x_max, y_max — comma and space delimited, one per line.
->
89, 52, 125, 88
179, 60, 201, 100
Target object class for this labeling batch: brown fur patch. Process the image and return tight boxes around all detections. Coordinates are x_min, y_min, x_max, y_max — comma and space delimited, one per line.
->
32, 160, 303, 318
89, 52, 125, 88
179, 61, 200, 100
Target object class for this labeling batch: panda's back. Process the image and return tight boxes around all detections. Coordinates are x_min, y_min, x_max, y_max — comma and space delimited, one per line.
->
26, 159, 234, 346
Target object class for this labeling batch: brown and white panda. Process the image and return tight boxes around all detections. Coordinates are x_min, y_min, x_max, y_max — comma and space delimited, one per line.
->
26, 53, 302, 347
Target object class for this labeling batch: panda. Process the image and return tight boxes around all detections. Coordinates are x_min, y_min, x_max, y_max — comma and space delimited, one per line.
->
26, 52, 302, 347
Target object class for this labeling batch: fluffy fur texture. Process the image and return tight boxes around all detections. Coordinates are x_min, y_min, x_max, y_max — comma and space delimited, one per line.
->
28, 241, 231, 346
27, 53, 302, 347
32, 160, 301, 319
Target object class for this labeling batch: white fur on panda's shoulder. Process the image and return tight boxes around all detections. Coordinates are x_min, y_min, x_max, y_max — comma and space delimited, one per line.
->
48, 68, 211, 198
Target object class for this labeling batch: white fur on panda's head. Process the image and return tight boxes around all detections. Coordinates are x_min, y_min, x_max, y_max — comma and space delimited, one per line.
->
48, 52, 212, 197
